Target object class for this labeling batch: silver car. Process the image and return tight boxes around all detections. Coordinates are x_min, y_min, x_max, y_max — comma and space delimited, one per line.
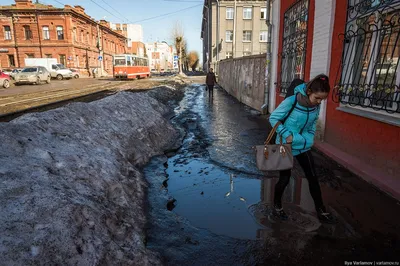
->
10, 68, 22, 80
15, 66, 51, 85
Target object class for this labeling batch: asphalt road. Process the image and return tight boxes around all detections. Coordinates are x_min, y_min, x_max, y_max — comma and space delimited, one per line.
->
0, 78, 117, 97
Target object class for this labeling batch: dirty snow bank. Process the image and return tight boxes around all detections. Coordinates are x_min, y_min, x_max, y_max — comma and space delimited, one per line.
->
0, 88, 183, 265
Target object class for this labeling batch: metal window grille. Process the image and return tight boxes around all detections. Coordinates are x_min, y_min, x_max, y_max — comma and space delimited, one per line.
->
333, 0, 400, 114
278, 0, 309, 94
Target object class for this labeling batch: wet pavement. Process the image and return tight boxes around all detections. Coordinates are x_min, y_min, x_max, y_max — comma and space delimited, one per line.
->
144, 84, 400, 265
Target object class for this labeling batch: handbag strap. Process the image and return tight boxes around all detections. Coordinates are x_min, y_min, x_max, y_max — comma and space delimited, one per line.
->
264, 121, 283, 145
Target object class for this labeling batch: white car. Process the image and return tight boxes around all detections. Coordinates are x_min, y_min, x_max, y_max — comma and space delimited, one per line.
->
15, 66, 51, 85
51, 64, 73, 80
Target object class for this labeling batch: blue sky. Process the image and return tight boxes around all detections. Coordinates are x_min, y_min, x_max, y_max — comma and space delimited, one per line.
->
1, 0, 204, 59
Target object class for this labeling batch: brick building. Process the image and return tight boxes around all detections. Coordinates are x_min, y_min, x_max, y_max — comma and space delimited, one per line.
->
266, 0, 399, 196
0, 0, 127, 75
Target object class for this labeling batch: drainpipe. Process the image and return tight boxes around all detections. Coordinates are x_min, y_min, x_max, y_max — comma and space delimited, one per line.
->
35, 11, 43, 58
11, 14, 20, 67
216, 0, 220, 75
262, 0, 272, 114
232, 0, 237, 57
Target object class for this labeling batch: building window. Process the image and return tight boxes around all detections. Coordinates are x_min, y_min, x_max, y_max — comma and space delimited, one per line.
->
26, 53, 35, 58
59, 54, 66, 66
43, 26, 50, 40
261, 8, 267, 19
259, 31, 268, 42
333, 1, 400, 115
8, 55, 15, 67
57, 26, 64, 40
73, 28, 77, 42
243, 51, 251, 57
226, 30, 233, 42
243, 30, 252, 42
45, 54, 52, 58
81, 30, 84, 43
279, 0, 308, 94
226, 52, 233, 59
243, 7, 252, 19
226, 7, 234, 19
24, 26, 32, 40
76, 55, 79, 67
4, 26, 12, 40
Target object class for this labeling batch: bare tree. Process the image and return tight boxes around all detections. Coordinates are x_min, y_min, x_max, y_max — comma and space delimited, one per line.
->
171, 21, 186, 74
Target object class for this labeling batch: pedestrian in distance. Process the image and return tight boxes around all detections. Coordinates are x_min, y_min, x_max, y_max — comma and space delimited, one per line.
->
269, 74, 337, 224
205, 68, 217, 98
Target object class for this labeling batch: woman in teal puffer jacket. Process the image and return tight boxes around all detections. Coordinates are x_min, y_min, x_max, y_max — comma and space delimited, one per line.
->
269, 74, 336, 224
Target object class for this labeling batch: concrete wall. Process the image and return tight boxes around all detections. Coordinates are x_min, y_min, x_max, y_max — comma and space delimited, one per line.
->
218, 54, 266, 111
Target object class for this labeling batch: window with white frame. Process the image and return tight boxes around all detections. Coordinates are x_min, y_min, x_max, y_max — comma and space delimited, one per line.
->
259, 31, 267, 42
226, 30, 233, 42
43, 26, 50, 40
4, 26, 12, 40
56, 26, 64, 40
243, 30, 252, 42
226, 7, 234, 19
261, 8, 267, 19
334, 1, 400, 115
243, 7, 252, 19
226, 52, 233, 59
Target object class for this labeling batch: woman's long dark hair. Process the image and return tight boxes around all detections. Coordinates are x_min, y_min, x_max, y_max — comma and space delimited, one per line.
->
307, 74, 330, 94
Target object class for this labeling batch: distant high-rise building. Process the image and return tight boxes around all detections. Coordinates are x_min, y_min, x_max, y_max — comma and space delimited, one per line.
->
110, 23, 143, 47
145, 42, 175, 72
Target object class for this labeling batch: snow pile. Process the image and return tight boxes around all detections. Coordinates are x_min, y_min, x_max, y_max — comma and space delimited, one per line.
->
0, 90, 181, 265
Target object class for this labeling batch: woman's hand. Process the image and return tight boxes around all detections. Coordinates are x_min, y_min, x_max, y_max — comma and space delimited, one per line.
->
286, 135, 293, 143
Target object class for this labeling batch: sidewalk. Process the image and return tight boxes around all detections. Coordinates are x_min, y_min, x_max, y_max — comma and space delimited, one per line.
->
314, 141, 400, 201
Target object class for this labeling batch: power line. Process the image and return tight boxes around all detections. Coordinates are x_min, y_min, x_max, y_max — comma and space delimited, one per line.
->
131, 4, 202, 24
89, 0, 125, 22
99, 0, 132, 23
50, 0, 65, 7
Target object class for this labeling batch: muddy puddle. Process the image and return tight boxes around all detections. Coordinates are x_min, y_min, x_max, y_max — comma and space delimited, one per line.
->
144, 84, 400, 265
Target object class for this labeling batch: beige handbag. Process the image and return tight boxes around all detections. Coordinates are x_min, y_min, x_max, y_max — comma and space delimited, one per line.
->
255, 122, 293, 171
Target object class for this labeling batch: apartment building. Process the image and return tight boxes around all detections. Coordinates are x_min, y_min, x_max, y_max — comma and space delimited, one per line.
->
110, 23, 143, 46
146, 42, 174, 72
201, 0, 268, 71
0, 0, 127, 75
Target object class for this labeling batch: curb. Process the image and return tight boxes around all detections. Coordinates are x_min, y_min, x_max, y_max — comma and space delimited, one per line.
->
314, 141, 400, 202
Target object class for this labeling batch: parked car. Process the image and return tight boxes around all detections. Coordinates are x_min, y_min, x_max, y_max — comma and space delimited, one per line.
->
10, 68, 23, 80
14, 66, 51, 85
69, 68, 80, 79
2, 68, 13, 76
0, 70, 11, 88
51, 64, 73, 80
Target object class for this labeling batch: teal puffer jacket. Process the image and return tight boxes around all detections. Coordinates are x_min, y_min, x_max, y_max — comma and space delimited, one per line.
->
269, 84, 320, 156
